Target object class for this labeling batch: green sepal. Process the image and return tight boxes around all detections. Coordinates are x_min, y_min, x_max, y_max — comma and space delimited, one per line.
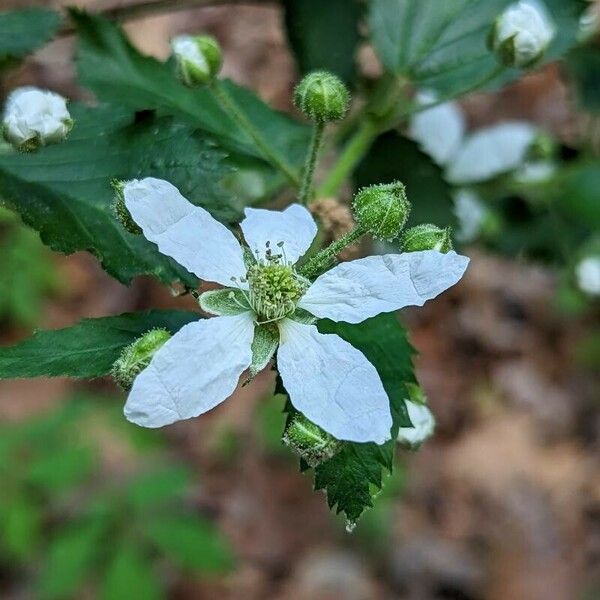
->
289, 306, 317, 324
198, 288, 250, 316
249, 323, 279, 378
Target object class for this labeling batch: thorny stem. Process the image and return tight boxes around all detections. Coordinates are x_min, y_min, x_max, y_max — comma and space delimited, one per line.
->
210, 80, 300, 187
299, 122, 325, 205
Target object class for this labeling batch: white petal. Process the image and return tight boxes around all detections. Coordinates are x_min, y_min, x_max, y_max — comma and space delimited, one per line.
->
277, 320, 392, 444
124, 178, 246, 286
241, 204, 317, 264
397, 400, 435, 447
453, 189, 488, 243
299, 251, 469, 324
576, 257, 600, 296
124, 314, 254, 428
447, 122, 538, 184
409, 91, 465, 167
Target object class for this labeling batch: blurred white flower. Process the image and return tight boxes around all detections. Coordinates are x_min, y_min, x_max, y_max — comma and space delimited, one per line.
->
454, 189, 488, 243
409, 90, 465, 167
514, 160, 556, 184
491, 0, 556, 68
397, 399, 436, 448
447, 122, 538, 184
576, 256, 600, 296
578, 3, 600, 43
2, 87, 71, 149
119, 178, 470, 443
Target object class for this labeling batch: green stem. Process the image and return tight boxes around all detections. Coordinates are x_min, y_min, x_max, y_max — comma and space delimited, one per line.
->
299, 122, 325, 205
210, 80, 300, 187
317, 120, 379, 198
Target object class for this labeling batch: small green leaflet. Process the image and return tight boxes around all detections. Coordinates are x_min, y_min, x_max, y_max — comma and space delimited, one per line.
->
0, 8, 62, 65
0, 104, 233, 285
0, 310, 199, 379
70, 9, 310, 168
287, 312, 416, 523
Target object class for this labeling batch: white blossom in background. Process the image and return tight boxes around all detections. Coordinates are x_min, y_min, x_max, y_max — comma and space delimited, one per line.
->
397, 400, 436, 448
119, 177, 470, 444
576, 256, 600, 296
446, 122, 538, 185
578, 2, 600, 43
2, 87, 72, 149
491, 0, 556, 68
454, 189, 489, 243
513, 160, 556, 185
408, 90, 465, 167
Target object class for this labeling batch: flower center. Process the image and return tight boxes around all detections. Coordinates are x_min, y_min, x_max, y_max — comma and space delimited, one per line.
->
246, 246, 307, 323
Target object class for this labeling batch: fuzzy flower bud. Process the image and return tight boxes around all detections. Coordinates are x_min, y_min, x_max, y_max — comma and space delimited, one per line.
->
294, 71, 350, 123
112, 180, 141, 235
2, 87, 72, 151
489, 0, 555, 68
397, 384, 436, 450
283, 413, 342, 467
401, 224, 453, 253
353, 181, 411, 242
171, 34, 222, 86
112, 329, 172, 391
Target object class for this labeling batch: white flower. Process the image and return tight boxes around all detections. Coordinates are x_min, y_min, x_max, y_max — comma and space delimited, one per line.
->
454, 189, 488, 243
576, 256, 600, 296
397, 400, 436, 448
447, 122, 538, 184
491, 0, 556, 68
578, 3, 600, 43
2, 87, 72, 149
408, 91, 465, 167
120, 177, 470, 444
513, 160, 556, 185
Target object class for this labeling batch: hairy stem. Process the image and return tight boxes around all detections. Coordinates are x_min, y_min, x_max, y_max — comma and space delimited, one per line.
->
299, 122, 325, 205
210, 80, 300, 187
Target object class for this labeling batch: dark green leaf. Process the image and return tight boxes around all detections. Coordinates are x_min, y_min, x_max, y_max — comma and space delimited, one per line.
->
0, 104, 234, 285
565, 45, 600, 113
26, 445, 95, 493
0, 8, 62, 63
125, 466, 193, 511
143, 515, 234, 573
0, 496, 42, 561
71, 10, 309, 167
0, 310, 198, 379
557, 163, 600, 229
102, 544, 162, 600
282, 0, 363, 83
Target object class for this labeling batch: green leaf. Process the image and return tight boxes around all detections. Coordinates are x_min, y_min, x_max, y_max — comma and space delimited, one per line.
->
125, 466, 193, 511
556, 163, 600, 229
0, 8, 62, 63
102, 544, 162, 600
355, 132, 455, 228
26, 445, 95, 493
282, 0, 363, 83
0, 104, 234, 285
143, 515, 234, 573
0, 310, 198, 379
0, 496, 42, 561
565, 45, 600, 113
369, 0, 583, 97
71, 10, 309, 167
306, 313, 416, 523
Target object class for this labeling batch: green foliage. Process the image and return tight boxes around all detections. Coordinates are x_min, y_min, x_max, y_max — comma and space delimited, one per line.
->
282, 0, 363, 84
0, 8, 61, 68
566, 45, 600, 113
0, 104, 233, 285
0, 207, 59, 327
102, 545, 162, 600
0, 310, 198, 379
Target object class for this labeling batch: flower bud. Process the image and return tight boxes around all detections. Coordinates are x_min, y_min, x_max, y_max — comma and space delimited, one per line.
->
397, 384, 435, 450
401, 224, 453, 253
2, 87, 72, 151
353, 181, 411, 242
283, 413, 342, 467
171, 34, 222, 86
112, 329, 171, 391
112, 180, 141, 235
489, 0, 555, 68
294, 71, 350, 123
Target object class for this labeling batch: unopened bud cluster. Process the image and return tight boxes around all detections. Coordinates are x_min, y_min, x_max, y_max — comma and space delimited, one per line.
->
171, 34, 223, 87
401, 224, 453, 253
294, 71, 350, 123
283, 413, 342, 467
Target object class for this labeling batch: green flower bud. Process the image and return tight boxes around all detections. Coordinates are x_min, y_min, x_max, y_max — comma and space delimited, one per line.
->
283, 413, 342, 467
112, 180, 141, 235
401, 224, 453, 253
171, 34, 222, 87
112, 329, 171, 391
353, 181, 411, 242
293, 71, 350, 123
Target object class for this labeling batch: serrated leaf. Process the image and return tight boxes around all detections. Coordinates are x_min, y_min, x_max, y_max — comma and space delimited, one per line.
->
0, 8, 62, 63
0, 310, 198, 379
71, 10, 309, 167
282, 0, 363, 83
0, 104, 234, 285
143, 515, 234, 573
303, 313, 416, 523
369, 0, 584, 97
